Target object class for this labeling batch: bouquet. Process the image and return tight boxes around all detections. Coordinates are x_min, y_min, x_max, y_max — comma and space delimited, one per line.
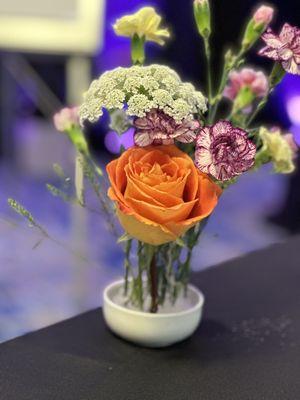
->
9, 3, 299, 320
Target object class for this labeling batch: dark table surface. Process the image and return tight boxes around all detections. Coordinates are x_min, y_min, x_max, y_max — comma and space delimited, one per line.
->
1, 236, 300, 400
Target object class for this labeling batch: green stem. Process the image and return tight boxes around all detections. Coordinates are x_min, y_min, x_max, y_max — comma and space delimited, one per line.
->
137, 241, 144, 309
124, 239, 132, 296
149, 247, 158, 313
204, 38, 212, 104
157, 243, 176, 304
208, 64, 226, 124
208, 49, 244, 124
131, 34, 145, 65
183, 251, 192, 295
246, 63, 286, 128
246, 95, 268, 128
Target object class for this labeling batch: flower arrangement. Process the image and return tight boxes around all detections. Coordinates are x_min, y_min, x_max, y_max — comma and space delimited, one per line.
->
9, 3, 299, 317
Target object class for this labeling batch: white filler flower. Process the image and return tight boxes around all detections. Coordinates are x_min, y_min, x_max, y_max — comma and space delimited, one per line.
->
79, 65, 207, 124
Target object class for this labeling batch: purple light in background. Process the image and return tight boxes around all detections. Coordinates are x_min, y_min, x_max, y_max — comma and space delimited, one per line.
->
273, 75, 300, 126
272, 74, 300, 144
104, 128, 134, 154
286, 96, 300, 126
290, 125, 300, 147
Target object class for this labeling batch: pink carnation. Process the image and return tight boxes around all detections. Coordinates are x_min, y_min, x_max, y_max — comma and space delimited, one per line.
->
195, 121, 256, 181
133, 109, 200, 147
53, 106, 79, 132
224, 68, 269, 101
253, 5, 274, 26
259, 23, 300, 75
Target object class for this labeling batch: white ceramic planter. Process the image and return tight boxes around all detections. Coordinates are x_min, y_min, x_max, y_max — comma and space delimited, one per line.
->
103, 279, 204, 348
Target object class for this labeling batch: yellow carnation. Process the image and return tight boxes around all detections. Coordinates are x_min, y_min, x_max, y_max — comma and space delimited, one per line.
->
259, 127, 295, 174
113, 7, 170, 45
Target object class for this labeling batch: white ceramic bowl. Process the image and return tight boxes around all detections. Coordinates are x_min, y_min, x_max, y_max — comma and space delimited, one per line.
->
103, 280, 204, 348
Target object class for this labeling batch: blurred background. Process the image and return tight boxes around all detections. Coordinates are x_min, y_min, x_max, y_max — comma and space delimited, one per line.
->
0, 0, 299, 343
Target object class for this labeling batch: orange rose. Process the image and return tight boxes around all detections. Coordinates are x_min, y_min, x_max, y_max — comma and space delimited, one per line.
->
106, 145, 221, 245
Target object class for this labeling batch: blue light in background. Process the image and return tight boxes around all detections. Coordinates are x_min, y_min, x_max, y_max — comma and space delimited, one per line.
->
273, 74, 300, 144
286, 95, 300, 126
104, 128, 135, 154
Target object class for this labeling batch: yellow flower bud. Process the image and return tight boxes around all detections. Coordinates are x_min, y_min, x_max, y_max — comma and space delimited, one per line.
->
113, 7, 170, 45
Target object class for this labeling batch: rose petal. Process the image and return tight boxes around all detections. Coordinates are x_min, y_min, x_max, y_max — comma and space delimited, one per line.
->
116, 207, 177, 245
126, 197, 198, 224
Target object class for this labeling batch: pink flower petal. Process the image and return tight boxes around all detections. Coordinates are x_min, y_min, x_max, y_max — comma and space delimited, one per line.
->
195, 121, 256, 181
195, 147, 212, 173
196, 127, 211, 149
212, 120, 232, 136
261, 29, 283, 49
258, 46, 281, 60
133, 109, 200, 147
282, 58, 300, 74
176, 130, 197, 143
259, 23, 300, 75
253, 5, 274, 25
279, 23, 296, 44
134, 131, 154, 147
224, 68, 268, 101
161, 138, 174, 145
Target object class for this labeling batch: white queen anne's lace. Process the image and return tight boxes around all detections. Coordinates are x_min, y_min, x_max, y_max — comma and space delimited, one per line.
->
79, 65, 207, 124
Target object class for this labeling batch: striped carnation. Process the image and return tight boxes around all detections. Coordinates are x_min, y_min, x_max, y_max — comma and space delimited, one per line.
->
134, 109, 200, 147
195, 121, 256, 181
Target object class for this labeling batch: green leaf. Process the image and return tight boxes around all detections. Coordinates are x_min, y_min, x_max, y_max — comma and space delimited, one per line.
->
175, 237, 186, 248
117, 233, 132, 244
269, 62, 286, 89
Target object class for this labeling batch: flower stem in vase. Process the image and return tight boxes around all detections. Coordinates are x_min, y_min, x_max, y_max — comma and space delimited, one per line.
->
124, 239, 132, 296
150, 251, 159, 313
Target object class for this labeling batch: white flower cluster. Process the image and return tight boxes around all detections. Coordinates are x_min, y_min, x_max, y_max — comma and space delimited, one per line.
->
79, 65, 207, 124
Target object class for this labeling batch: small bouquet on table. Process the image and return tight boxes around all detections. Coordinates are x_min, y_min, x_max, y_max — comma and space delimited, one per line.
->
9, 2, 299, 347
